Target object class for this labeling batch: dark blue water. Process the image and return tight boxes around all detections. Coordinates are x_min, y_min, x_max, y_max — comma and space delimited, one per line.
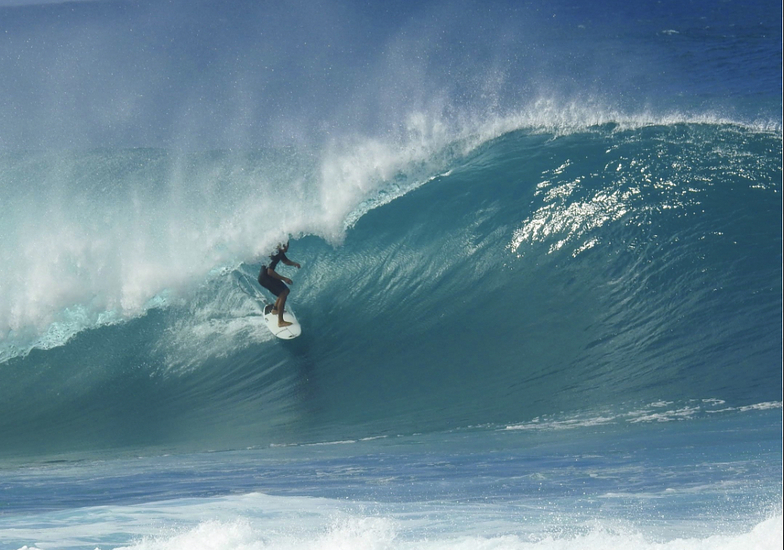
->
0, 0, 780, 548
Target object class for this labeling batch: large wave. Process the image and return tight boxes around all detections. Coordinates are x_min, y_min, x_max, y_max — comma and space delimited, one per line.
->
2, 0, 780, 359
0, 118, 780, 458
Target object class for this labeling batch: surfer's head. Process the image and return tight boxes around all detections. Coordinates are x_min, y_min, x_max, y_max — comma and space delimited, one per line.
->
277, 241, 289, 252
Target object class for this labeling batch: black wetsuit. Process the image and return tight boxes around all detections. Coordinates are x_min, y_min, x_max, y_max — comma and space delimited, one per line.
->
258, 250, 289, 297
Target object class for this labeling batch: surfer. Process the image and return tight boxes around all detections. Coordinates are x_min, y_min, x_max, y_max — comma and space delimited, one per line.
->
258, 241, 301, 327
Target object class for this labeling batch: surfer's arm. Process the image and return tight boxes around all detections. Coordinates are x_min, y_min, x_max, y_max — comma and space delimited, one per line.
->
279, 252, 301, 269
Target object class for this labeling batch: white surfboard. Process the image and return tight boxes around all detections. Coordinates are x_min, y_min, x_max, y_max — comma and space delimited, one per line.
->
263, 304, 302, 339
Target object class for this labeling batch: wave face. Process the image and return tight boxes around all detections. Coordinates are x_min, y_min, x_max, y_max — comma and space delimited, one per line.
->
0, 0, 781, 459
1, 122, 780, 458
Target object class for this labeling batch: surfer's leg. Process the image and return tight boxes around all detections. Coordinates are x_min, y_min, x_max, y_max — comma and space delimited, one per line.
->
266, 277, 286, 315
277, 289, 292, 327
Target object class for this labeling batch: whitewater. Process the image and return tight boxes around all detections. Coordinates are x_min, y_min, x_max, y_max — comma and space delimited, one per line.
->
0, 0, 781, 548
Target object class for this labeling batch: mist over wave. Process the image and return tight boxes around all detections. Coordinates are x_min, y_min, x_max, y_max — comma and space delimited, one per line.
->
1, 0, 779, 151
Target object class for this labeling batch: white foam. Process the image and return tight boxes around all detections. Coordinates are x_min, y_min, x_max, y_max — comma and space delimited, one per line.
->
505, 400, 783, 432
5, 488, 781, 550
106, 512, 784, 550
150, 269, 275, 373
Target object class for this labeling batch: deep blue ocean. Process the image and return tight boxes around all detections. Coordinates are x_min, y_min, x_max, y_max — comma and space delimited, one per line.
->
0, 0, 781, 548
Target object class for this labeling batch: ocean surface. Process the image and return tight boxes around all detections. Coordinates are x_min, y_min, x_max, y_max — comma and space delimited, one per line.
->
0, 0, 781, 548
